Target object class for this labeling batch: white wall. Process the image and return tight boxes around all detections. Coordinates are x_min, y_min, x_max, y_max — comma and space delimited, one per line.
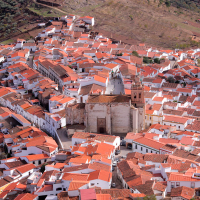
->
89, 179, 111, 189
132, 142, 159, 154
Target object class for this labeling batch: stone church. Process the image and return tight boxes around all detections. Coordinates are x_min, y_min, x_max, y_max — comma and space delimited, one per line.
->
84, 77, 145, 135
66, 77, 145, 135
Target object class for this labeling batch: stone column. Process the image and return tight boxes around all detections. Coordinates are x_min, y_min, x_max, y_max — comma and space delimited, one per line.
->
132, 107, 138, 133
106, 103, 112, 135
138, 107, 145, 132
84, 104, 89, 132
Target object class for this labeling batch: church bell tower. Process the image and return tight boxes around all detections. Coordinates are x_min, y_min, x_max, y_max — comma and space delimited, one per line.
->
131, 76, 145, 132
131, 76, 145, 108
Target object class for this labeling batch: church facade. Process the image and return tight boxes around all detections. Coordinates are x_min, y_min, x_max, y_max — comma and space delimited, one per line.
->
85, 78, 145, 134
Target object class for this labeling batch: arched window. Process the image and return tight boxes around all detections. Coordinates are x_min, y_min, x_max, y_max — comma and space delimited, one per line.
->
139, 93, 141, 98
134, 93, 136, 99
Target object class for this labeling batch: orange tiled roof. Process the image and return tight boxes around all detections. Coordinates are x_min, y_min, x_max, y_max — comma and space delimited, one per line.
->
68, 180, 89, 191
134, 137, 164, 150
88, 170, 112, 182
62, 173, 89, 181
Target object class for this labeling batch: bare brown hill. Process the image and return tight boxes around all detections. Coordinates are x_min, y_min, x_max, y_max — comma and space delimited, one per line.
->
49, 0, 200, 48
1, 0, 200, 48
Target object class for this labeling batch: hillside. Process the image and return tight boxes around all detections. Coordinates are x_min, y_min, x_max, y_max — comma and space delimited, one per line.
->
57, 0, 200, 48
1, 0, 200, 48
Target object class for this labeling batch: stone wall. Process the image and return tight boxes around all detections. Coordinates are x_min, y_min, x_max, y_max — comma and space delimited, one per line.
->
66, 104, 85, 125
85, 102, 131, 134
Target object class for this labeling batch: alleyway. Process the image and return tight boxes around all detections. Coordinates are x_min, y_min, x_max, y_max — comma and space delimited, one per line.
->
57, 128, 71, 150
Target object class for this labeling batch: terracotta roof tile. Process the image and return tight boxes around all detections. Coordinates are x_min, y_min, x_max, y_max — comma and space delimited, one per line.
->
134, 137, 164, 150
89, 162, 111, 172
97, 189, 131, 199
144, 154, 168, 163
73, 132, 118, 143
62, 173, 89, 181
88, 170, 112, 182
186, 120, 200, 132
171, 186, 195, 199
87, 95, 130, 103
68, 180, 89, 191
15, 163, 36, 174
134, 180, 154, 196
153, 181, 167, 192
168, 173, 199, 182
163, 115, 190, 124
14, 193, 38, 200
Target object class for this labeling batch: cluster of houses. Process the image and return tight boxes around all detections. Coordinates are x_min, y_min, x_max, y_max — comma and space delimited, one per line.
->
0, 126, 126, 199
0, 12, 200, 200
1, 127, 200, 200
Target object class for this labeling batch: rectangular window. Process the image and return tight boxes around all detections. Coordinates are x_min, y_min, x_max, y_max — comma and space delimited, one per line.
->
176, 182, 180, 187
191, 182, 195, 188
135, 144, 137, 149
146, 149, 148, 153
141, 147, 143, 151
171, 182, 175, 188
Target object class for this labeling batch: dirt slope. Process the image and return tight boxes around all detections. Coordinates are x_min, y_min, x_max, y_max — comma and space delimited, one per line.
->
56, 0, 200, 48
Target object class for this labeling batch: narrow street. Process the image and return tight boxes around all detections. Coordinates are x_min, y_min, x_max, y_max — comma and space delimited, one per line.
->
112, 145, 132, 189
57, 128, 71, 150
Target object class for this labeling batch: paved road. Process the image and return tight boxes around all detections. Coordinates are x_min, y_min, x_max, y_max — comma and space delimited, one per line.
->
26, 54, 34, 69
112, 145, 132, 188
112, 166, 122, 189
57, 128, 72, 149
115, 145, 131, 160
170, 60, 177, 69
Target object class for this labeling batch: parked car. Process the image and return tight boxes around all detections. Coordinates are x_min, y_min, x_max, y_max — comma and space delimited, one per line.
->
127, 144, 132, 149
112, 161, 117, 167
121, 155, 126, 159
115, 149, 120, 155
120, 140, 126, 146
112, 182, 116, 188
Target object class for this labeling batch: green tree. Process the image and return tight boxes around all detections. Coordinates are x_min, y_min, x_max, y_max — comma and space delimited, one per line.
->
0, 152, 7, 160
197, 59, 200, 66
143, 57, 152, 64
4, 144, 8, 154
143, 195, 156, 200
117, 53, 123, 56
167, 76, 175, 83
132, 51, 140, 57
154, 58, 160, 64
40, 163, 48, 173
165, 1, 171, 7
7, 153, 12, 158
